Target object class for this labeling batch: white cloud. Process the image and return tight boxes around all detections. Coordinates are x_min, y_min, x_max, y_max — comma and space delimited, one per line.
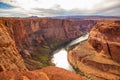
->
1, 0, 104, 10
0, 0, 120, 17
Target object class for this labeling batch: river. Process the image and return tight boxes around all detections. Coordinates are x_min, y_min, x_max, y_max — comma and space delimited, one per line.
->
52, 33, 89, 72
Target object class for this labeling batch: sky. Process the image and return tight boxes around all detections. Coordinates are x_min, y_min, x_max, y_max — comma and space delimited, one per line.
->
0, 0, 120, 17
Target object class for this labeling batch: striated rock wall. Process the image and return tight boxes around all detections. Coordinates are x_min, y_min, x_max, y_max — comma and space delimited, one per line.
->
0, 22, 27, 71
0, 18, 96, 51
68, 20, 120, 80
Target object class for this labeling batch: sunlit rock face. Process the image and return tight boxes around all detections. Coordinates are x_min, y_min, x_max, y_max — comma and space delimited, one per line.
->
68, 20, 120, 80
88, 21, 120, 62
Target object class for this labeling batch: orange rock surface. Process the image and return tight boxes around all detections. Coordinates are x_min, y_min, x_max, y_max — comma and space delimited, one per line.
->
68, 20, 120, 80
0, 22, 27, 71
0, 66, 85, 80
88, 21, 120, 62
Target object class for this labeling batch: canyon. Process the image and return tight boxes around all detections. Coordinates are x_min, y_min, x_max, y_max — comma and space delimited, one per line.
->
0, 17, 120, 80
0, 17, 96, 70
68, 20, 120, 80
0, 17, 96, 80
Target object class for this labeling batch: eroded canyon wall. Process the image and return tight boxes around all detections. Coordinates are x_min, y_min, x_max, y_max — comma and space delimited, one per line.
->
0, 21, 27, 71
0, 18, 96, 52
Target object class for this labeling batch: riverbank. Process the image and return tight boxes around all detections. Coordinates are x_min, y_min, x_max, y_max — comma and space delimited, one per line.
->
67, 41, 93, 80
51, 33, 89, 72
30, 35, 83, 69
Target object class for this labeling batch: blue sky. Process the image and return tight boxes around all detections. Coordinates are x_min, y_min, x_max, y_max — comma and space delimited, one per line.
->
0, 0, 120, 17
0, 2, 14, 9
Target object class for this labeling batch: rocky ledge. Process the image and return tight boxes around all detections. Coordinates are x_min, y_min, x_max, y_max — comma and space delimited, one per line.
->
0, 66, 85, 80
68, 20, 120, 80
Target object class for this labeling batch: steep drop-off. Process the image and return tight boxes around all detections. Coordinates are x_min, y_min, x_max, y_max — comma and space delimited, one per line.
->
68, 20, 120, 80
0, 23, 27, 71
0, 17, 96, 70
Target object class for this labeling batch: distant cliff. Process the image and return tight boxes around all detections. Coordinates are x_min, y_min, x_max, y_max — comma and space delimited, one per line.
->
1, 18, 96, 50
68, 20, 120, 80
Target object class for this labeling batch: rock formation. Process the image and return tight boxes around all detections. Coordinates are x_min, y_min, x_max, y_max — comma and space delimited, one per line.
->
68, 20, 120, 80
